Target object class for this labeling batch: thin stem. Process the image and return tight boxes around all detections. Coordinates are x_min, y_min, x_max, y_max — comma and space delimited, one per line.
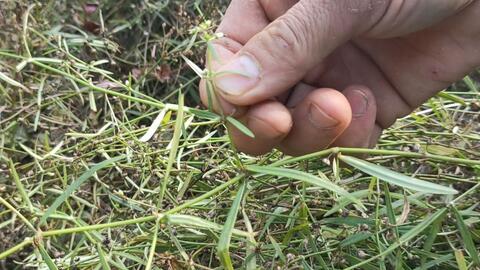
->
41, 175, 244, 237
0, 238, 33, 260
274, 147, 480, 167
0, 197, 36, 231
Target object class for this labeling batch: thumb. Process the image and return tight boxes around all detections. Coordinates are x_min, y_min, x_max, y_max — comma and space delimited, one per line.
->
213, 0, 473, 106
213, 0, 385, 106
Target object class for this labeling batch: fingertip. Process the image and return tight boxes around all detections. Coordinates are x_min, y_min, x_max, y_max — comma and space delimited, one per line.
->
280, 88, 352, 156
333, 85, 377, 148
307, 89, 352, 131
229, 101, 292, 156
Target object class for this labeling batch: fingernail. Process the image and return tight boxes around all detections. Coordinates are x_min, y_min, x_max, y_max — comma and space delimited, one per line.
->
214, 54, 260, 96
350, 90, 369, 117
247, 116, 283, 139
308, 104, 339, 129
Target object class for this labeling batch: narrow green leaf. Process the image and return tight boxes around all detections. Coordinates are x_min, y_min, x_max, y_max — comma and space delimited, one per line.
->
340, 232, 373, 247
246, 165, 363, 208
452, 206, 480, 265
325, 190, 369, 217
145, 219, 160, 270
41, 155, 125, 224
345, 209, 447, 270
181, 55, 204, 77
9, 159, 33, 211
96, 243, 112, 270
455, 250, 468, 270
158, 94, 184, 206
226, 116, 255, 138
217, 181, 247, 270
420, 211, 445, 269
36, 241, 58, 270
339, 155, 457, 195
463, 75, 478, 92
167, 214, 250, 237
269, 235, 286, 263
437, 91, 466, 105
425, 145, 459, 156
0, 71, 28, 90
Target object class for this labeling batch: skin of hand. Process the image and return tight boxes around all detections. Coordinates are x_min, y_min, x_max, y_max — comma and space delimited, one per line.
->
199, 0, 480, 156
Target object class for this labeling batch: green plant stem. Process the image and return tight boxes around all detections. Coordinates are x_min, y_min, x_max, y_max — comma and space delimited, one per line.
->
273, 147, 480, 167
40, 175, 243, 236
0, 197, 35, 231
0, 238, 33, 260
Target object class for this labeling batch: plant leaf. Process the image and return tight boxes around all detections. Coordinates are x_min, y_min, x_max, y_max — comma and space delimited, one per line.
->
455, 250, 468, 270
139, 109, 168, 142
345, 209, 447, 270
452, 206, 480, 265
246, 165, 363, 208
339, 155, 458, 195
217, 181, 247, 270
158, 94, 184, 205
181, 55, 204, 77
0, 71, 28, 90
40, 155, 125, 224
226, 116, 255, 138
36, 241, 59, 270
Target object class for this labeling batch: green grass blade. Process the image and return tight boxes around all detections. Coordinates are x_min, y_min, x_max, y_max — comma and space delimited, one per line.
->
36, 240, 59, 270
226, 116, 255, 138
96, 243, 112, 270
420, 211, 445, 269
167, 214, 250, 237
345, 209, 447, 270
339, 155, 457, 195
145, 219, 160, 270
451, 206, 480, 266
269, 235, 287, 264
9, 159, 33, 211
455, 250, 468, 270
40, 155, 125, 224
217, 181, 247, 270
0, 71, 28, 91
463, 75, 478, 92
246, 165, 363, 209
158, 93, 184, 206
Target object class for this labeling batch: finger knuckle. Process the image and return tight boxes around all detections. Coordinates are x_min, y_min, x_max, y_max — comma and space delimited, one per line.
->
262, 5, 312, 69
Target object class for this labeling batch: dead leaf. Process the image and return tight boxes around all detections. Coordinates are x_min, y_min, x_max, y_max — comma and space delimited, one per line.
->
396, 194, 410, 225
153, 64, 172, 83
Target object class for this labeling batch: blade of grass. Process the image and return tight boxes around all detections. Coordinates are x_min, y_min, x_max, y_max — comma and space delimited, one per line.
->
9, 159, 34, 212
226, 116, 255, 138
463, 75, 478, 92
246, 165, 363, 209
339, 155, 458, 195
36, 239, 59, 270
158, 93, 184, 206
40, 155, 125, 225
145, 218, 160, 270
451, 206, 480, 266
454, 250, 468, 270
217, 181, 247, 270
269, 235, 287, 264
345, 208, 447, 270
139, 108, 168, 142
0, 71, 28, 91
96, 242, 112, 270
420, 208, 445, 269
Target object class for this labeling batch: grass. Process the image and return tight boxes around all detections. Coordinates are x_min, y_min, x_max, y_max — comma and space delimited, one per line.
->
0, 1, 479, 269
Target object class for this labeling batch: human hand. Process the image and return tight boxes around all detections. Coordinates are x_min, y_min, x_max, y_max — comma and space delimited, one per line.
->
200, 0, 480, 156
